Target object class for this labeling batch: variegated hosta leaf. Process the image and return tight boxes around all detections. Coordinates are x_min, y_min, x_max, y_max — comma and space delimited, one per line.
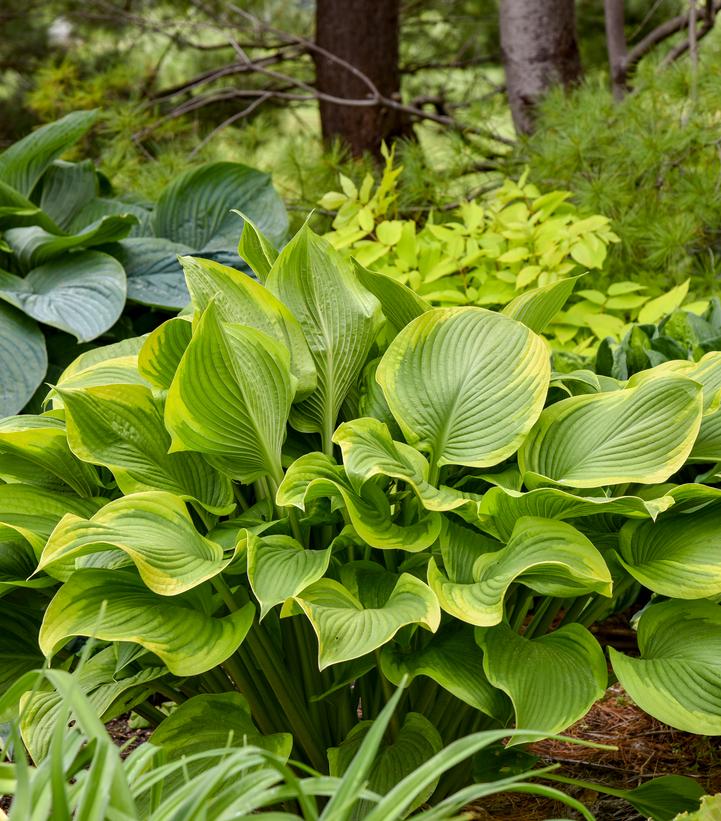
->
477, 622, 607, 745
380, 624, 510, 719
333, 417, 479, 514
235, 211, 279, 282
151, 692, 292, 760
166, 302, 294, 484
358, 359, 404, 440
0, 484, 103, 553
617, 505, 721, 598
329, 712, 442, 818
277, 452, 441, 551
39, 569, 254, 676
376, 307, 549, 470
501, 275, 582, 334
518, 374, 703, 488
21, 646, 165, 762
0, 414, 100, 496
287, 574, 440, 669
38, 491, 234, 595
610, 600, 721, 734
138, 316, 192, 392
428, 516, 612, 627
479, 485, 673, 541
60, 383, 233, 514
352, 259, 430, 333
181, 255, 315, 399
265, 225, 381, 444
246, 531, 332, 619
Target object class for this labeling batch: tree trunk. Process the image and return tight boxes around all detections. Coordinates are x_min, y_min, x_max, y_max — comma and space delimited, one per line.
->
314, 0, 410, 158
604, 0, 629, 100
499, 0, 582, 135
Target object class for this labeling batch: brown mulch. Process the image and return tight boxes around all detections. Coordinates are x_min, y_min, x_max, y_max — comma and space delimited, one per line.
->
106, 715, 152, 758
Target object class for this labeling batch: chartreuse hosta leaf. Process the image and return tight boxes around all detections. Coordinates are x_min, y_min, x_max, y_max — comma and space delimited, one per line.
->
0, 525, 46, 595
166, 302, 294, 484
286, 570, 440, 669
617, 505, 721, 598
265, 225, 381, 446
39, 569, 254, 676
329, 712, 442, 818
376, 307, 549, 470
137, 316, 192, 391
235, 210, 279, 282
502, 275, 582, 334
478, 622, 607, 745
21, 646, 165, 761
381, 624, 510, 719
333, 417, 478, 514
0, 414, 99, 496
151, 691, 292, 759
428, 516, 611, 627
60, 383, 233, 514
180, 255, 315, 399
610, 600, 721, 734
246, 531, 331, 619
38, 491, 235, 594
352, 259, 430, 333
0, 484, 103, 554
479, 485, 673, 541
277, 452, 441, 551
519, 374, 703, 488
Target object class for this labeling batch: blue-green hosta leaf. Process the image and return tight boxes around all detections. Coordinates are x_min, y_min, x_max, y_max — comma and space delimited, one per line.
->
518, 375, 703, 488
39, 569, 254, 675
235, 210, 279, 283
0, 302, 46, 415
137, 316, 192, 391
428, 516, 612, 626
277, 452, 441, 551
38, 491, 234, 594
21, 645, 165, 762
478, 622, 607, 745
111, 237, 193, 309
0, 179, 61, 230
0, 414, 100, 496
380, 624, 510, 719
166, 302, 294, 483
479, 485, 673, 541
153, 161, 288, 255
333, 417, 479, 514
5, 215, 136, 269
246, 532, 331, 619
377, 307, 550, 470
151, 692, 292, 760
352, 260, 431, 333
502, 275, 582, 333
288, 574, 440, 668
329, 713, 442, 818
618, 505, 721, 598
38, 160, 97, 231
0, 251, 126, 341
60, 383, 233, 514
610, 600, 721, 734
0, 110, 97, 196
181, 255, 315, 399
0, 484, 103, 553
265, 225, 381, 444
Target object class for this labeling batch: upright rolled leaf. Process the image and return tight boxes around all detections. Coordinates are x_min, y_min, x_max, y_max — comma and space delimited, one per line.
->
519, 375, 703, 487
235, 210, 279, 282
166, 302, 294, 483
376, 307, 550, 469
610, 600, 721, 734
265, 225, 381, 448
478, 622, 607, 745
60, 383, 233, 514
180, 255, 315, 398
502, 275, 581, 333
39, 569, 254, 676
352, 260, 431, 333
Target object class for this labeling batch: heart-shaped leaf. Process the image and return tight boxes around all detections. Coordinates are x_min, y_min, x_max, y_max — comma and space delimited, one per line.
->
112, 237, 192, 309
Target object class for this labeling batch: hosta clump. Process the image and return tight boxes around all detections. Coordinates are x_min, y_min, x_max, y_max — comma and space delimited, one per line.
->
3, 220, 721, 792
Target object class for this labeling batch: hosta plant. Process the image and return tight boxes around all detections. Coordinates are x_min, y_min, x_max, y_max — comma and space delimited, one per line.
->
0, 111, 287, 415
3, 221, 721, 797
